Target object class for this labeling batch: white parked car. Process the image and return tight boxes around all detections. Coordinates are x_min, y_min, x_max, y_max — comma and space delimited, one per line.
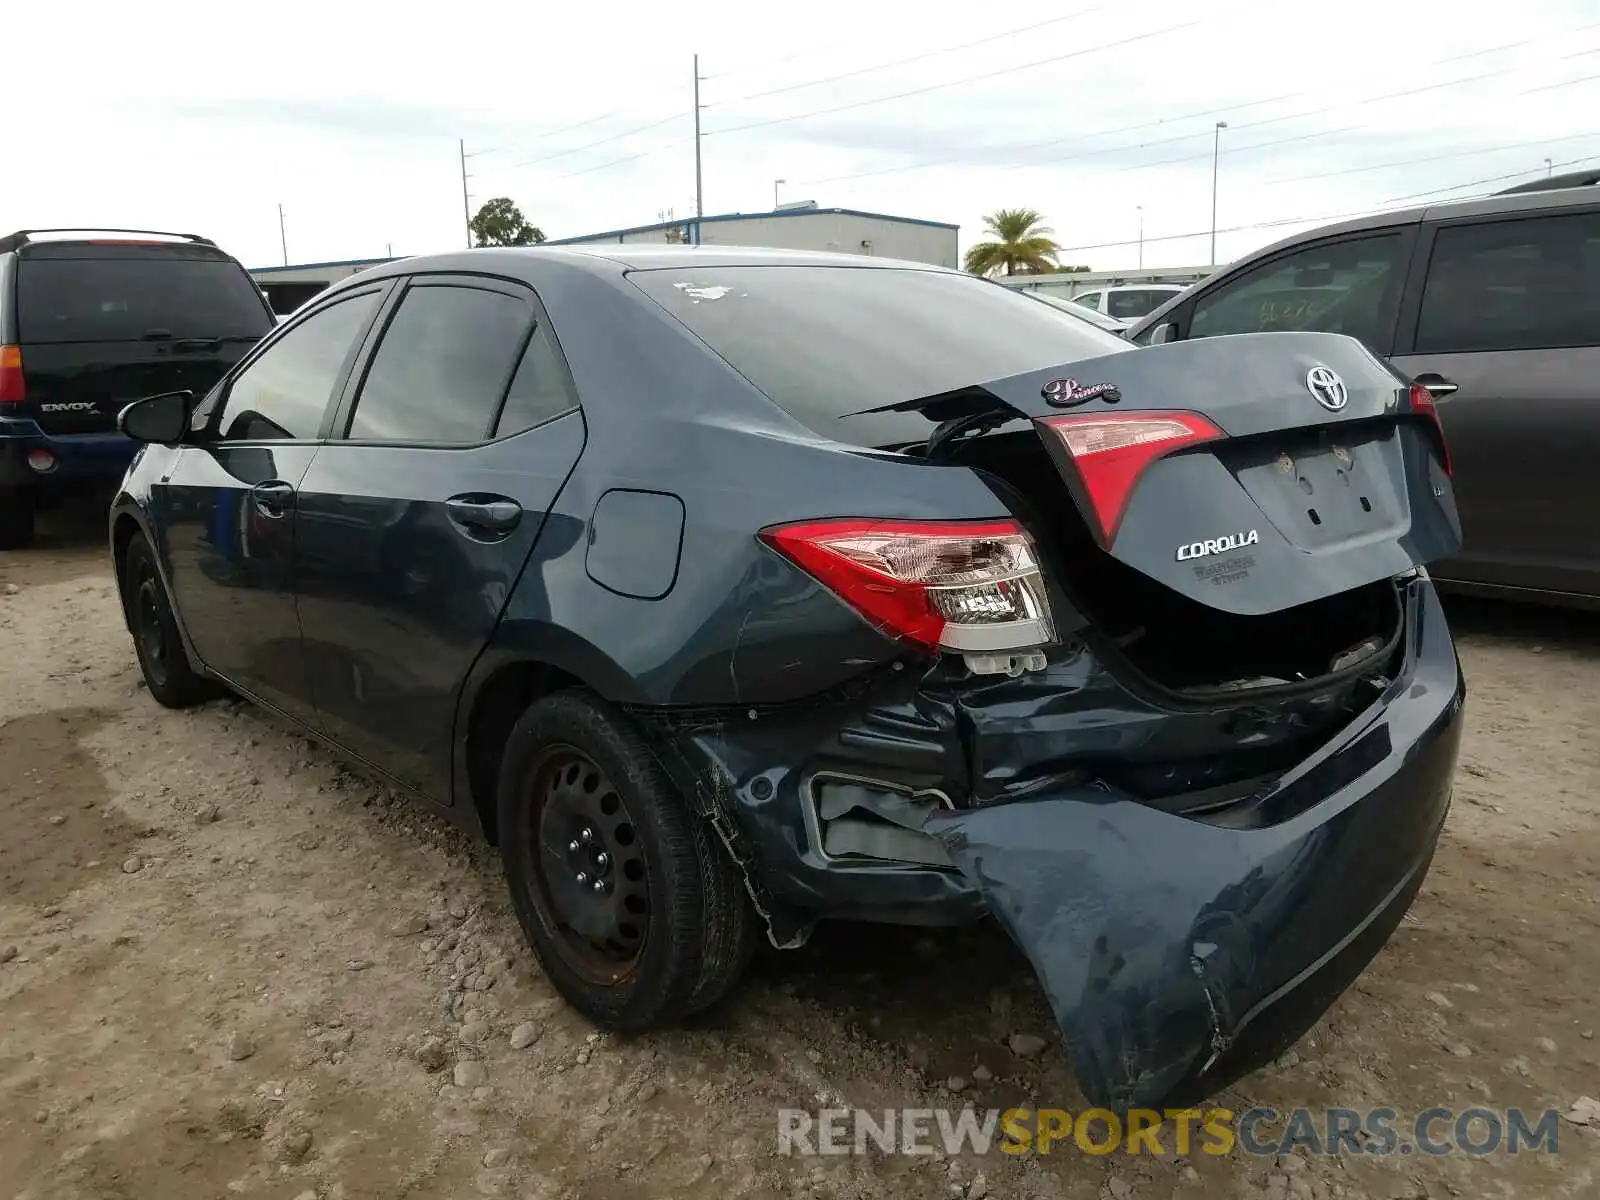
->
1069, 284, 1187, 321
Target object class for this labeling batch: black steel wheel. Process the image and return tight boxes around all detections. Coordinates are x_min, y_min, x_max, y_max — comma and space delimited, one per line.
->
528, 746, 652, 983
122, 534, 220, 708
497, 689, 755, 1029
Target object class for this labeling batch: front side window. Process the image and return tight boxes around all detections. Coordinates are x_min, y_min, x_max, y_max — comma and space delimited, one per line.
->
216, 291, 381, 441
1074, 292, 1103, 311
345, 285, 530, 443
1189, 233, 1406, 349
1414, 212, 1600, 353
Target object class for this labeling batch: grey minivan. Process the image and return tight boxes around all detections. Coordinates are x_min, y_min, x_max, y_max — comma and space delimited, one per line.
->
1129, 170, 1600, 608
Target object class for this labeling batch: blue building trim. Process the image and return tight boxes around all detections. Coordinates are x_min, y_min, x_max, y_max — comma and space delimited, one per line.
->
544, 206, 958, 246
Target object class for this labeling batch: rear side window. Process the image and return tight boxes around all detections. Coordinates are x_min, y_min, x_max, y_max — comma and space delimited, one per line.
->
495, 322, 577, 437
628, 266, 1128, 447
1189, 233, 1406, 349
1106, 289, 1175, 320
16, 254, 272, 344
217, 292, 381, 441
346, 285, 531, 443
1414, 212, 1600, 353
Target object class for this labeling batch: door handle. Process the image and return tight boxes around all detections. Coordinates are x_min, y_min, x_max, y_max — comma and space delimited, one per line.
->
250, 480, 295, 518
445, 495, 522, 534
1412, 373, 1459, 398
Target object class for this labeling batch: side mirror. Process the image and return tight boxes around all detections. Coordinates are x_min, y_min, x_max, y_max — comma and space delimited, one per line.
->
118, 390, 194, 445
1150, 322, 1179, 345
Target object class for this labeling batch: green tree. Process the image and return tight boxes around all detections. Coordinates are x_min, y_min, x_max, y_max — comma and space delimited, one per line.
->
470, 198, 546, 247
963, 209, 1061, 277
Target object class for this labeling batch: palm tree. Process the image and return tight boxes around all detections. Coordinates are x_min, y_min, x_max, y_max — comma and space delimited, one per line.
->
963, 209, 1061, 277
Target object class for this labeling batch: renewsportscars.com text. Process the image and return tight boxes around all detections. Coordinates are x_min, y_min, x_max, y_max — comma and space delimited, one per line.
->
777, 1106, 1562, 1158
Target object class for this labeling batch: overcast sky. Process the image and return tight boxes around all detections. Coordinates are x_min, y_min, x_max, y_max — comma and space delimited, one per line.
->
8, 0, 1597, 272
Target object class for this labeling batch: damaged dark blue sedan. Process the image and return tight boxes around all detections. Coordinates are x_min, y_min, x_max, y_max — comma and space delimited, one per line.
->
108, 245, 1465, 1110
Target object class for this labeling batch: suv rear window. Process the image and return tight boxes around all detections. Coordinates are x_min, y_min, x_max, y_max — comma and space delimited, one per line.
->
628, 265, 1128, 445
16, 253, 272, 344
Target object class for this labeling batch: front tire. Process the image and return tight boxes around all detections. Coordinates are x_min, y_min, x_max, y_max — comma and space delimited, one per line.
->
122, 534, 220, 708
497, 689, 754, 1030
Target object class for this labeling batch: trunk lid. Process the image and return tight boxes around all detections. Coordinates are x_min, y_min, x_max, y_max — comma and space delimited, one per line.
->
12, 243, 273, 436
979, 332, 1461, 616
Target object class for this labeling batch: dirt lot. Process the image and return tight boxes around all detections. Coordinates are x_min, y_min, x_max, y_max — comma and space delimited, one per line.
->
3, 505, 1598, 1200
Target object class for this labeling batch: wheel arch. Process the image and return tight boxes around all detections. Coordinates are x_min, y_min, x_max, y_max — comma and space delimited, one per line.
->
453, 621, 650, 846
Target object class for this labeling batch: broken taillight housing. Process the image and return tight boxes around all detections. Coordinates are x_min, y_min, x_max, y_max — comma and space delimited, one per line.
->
1038, 410, 1224, 543
1407, 383, 1452, 476
760, 517, 1055, 654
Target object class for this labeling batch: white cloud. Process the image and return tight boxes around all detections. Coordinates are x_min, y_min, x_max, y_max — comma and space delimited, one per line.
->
7, 0, 1597, 271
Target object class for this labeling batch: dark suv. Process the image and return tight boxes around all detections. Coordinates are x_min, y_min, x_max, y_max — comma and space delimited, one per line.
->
1128, 171, 1600, 607
0, 229, 275, 547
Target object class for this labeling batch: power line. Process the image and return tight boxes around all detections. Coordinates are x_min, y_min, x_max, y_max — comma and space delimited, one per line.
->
1047, 152, 1600, 255
706, 3, 1118, 109
507, 110, 687, 169
701, 5, 1256, 138
1254, 128, 1600, 188
799, 24, 1600, 186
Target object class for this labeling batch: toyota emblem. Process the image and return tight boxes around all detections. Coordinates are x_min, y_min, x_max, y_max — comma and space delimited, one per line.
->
1305, 365, 1348, 412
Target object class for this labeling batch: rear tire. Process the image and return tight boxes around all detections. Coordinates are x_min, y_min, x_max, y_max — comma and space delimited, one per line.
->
122, 534, 220, 708
0, 487, 36, 550
497, 689, 753, 1030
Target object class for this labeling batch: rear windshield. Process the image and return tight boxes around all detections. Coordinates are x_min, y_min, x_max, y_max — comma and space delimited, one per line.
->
628, 265, 1129, 445
16, 255, 273, 344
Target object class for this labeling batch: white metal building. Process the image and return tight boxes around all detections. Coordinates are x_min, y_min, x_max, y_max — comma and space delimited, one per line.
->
1000, 264, 1213, 300
250, 256, 397, 315
544, 203, 960, 268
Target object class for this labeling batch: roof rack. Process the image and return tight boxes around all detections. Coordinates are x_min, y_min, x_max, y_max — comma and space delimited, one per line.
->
0, 228, 218, 254
1494, 169, 1600, 196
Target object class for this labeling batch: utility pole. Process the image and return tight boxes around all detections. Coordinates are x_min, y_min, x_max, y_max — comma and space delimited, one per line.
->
1136, 205, 1144, 270
277, 203, 287, 266
1209, 121, 1228, 267
774, 178, 785, 210
693, 54, 704, 244
460, 139, 473, 249
1545, 157, 1554, 178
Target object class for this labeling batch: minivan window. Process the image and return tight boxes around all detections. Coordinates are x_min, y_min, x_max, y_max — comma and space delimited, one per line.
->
1414, 211, 1600, 354
217, 292, 381, 441
1189, 233, 1406, 349
346, 285, 530, 443
628, 266, 1128, 446
1106, 289, 1175, 320
16, 255, 272, 344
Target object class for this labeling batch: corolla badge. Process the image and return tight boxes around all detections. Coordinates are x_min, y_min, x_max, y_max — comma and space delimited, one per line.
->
1305, 365, 1347, 412
1177, 529, 1259, 561
1042, 378, 1121, 407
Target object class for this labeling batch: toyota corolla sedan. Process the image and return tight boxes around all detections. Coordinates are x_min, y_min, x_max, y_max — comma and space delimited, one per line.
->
109, 245, 1465, 1109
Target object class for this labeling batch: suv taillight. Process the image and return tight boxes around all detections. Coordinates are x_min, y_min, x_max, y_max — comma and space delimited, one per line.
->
1408, 383, 1452, 476
759, 517, 1055, 654
1038, 410, 1224, 543
0, 345, 23, 404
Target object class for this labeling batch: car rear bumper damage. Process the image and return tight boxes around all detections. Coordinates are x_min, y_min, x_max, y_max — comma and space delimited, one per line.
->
0, 418, 136, 488
644, 576, 1463, 1108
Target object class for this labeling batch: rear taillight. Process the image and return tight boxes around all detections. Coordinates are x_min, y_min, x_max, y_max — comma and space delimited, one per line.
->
0, 345, 23, 404
1408, 383, 1452, 476
759, 518, 1055, 654
1038, 410, 1224, 542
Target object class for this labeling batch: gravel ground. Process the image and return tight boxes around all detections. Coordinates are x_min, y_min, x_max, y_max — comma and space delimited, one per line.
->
2, 503, 1598, 1199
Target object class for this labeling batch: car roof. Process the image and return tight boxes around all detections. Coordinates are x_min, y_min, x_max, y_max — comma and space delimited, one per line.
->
351, 243, 958, 283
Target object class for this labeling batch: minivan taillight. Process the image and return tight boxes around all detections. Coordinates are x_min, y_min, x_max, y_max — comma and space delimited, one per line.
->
0, 345, 24, 404
759, 518, 1055, 654
1408, 383, 1452, 476
1038, 410, 1224, 543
